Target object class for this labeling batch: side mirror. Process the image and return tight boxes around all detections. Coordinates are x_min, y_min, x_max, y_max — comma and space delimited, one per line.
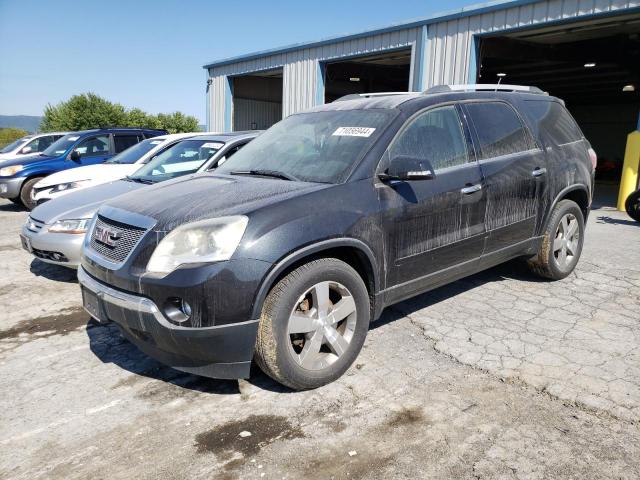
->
20, 146, 33, 155
379, 155, 434, 181
69, 150, 81, 162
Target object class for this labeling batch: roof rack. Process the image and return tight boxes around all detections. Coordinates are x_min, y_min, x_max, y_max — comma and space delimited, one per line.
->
425, 84, 546, 95
333, 92, 413, 102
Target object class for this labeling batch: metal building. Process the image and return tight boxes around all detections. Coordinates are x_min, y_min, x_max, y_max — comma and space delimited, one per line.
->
204, 0, 640, 179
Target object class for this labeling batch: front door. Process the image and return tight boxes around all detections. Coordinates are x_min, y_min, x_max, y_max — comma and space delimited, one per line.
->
378, 104, 486, 298
71, 134, 113, 166
462, 101, 547, 253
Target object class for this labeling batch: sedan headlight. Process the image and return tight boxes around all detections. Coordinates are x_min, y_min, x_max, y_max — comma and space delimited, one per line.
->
0, 165, 24, 176
50, 180, 90, 193
48, 218, 91, 234
146, 216, 248, 274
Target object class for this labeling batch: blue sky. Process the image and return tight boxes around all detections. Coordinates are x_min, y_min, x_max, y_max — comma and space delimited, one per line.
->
0, 0, 474, 122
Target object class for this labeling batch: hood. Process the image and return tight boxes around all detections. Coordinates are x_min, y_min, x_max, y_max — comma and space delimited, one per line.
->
30, 180, 145, 224
36, 163, 140, 188
105, 173, 331, 231
0, 153, 57, 168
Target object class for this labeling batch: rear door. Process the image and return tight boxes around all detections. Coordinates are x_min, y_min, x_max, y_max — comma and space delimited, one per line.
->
113, 133, 142, 154
378, 104, 486, 292
462, 101, 546, 253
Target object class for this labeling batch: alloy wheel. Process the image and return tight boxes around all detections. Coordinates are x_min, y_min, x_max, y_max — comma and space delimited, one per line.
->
286, 281, 357, 371
553, 213, 580, 269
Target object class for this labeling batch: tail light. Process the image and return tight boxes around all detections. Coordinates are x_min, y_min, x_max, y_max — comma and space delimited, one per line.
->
588, 148, 597, 171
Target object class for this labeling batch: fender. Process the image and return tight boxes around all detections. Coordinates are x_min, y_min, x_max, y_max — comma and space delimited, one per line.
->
539, 183, 590, 235
250, 238, 380, 319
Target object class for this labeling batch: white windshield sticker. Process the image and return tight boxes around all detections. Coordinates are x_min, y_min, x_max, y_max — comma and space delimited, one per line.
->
332, 127, 376, 138
201, 142, 224, 149
150, 140, 163, 145
68, 136, 80, 141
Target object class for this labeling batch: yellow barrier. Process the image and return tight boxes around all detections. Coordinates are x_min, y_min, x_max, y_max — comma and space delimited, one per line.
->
617, 130, 640, 211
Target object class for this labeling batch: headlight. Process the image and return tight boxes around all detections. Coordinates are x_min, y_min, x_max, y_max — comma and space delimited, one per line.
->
50, 180, 90, 193
48, 218, 91, 234
0, 165, 24, 176
146, 216, 248, 274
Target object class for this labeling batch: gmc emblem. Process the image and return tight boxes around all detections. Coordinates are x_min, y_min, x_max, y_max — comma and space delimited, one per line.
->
94, 225, 122, 247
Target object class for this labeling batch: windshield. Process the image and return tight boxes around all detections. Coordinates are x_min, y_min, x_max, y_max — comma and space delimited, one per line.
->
216, 109, 393, 183
129, 139, 222, 183
0, 137, 29, 153
106, 138, 162, 164
42, 133, 83, 157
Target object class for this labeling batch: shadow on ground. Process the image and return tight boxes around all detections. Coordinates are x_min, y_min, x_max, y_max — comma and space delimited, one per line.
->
29, 258, 78, 283
596, 215, 639, 227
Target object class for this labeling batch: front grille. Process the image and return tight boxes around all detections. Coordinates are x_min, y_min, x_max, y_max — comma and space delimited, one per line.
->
33, 248, 68, 263
89, 215, 147, 264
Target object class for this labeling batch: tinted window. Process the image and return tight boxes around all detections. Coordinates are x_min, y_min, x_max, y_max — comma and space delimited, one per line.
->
114, 134, 141, 153
25, 135, 56, 153
526, 100, 583, 145
43, 133, 84, 156
106, 138, 162, 164
73, 135, 110, 157
466, 102, 535, 159
390, 105, 469, 170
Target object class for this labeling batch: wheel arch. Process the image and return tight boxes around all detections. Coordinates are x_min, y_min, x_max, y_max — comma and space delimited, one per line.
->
250, 238, 380, 320
542, 184, 590, 233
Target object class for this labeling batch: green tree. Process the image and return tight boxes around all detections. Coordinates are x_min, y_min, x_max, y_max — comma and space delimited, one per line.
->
0, 128, 29, 148
39, 93, 201, 134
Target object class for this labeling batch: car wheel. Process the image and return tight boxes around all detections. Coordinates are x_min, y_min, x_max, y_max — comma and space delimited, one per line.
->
254, 258, 370, 390
528, 199, 585, 280
8, 197, 24, 207
625, 189, 640, 223
19, 177, 44, 210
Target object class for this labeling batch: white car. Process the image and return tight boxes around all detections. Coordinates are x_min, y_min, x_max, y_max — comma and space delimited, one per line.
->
32, 132, 213, 204
0, 132, 68, 163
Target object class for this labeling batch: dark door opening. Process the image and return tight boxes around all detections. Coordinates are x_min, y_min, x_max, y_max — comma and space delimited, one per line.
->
477, 13, 640, 185
323, 49, 412, 103
232, 69, 283, 131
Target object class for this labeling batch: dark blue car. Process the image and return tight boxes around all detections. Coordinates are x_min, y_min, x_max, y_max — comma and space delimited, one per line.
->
0, 128, 166, 208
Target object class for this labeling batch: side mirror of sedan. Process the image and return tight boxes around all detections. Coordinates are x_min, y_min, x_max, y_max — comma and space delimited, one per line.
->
20, 146, 33, 155
378, 155, 434, 181
69, 150, 81, 162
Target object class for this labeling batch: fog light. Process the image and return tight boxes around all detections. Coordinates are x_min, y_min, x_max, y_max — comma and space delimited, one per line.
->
164, 297, 192, 325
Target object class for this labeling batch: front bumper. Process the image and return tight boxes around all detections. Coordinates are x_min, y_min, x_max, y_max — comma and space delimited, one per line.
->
77, 266, 259, 379
0, 177, 25, 199
21, 222, 84, 267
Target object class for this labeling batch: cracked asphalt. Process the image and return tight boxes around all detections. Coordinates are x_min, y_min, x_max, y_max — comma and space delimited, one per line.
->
1, 184, 639, 479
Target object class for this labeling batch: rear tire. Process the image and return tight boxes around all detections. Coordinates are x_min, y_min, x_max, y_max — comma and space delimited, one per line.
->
254, 258, 370, 390
527, 199, 585, 280
8, 198, 24, 207
20, 177, 44, 211
626, 190, 640, 223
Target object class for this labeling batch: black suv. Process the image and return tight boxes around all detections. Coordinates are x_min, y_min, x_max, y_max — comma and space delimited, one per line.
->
78, 86, 595, 390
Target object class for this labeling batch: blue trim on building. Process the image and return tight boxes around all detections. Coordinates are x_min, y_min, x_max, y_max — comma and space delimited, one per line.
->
203, 0, 540, 69
224, 77, 233, 132
315, 62, 325, 106
467, 35, 480, 83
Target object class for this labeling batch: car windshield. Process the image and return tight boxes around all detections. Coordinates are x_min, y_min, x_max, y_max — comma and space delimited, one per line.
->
0, 137, 29, 153
128, 138, 222, 183
106, 138, 162, 164
42, 133, 84, 156
216, 109, 394, 183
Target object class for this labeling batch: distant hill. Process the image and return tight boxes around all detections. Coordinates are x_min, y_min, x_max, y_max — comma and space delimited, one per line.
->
0, 115, 43, 133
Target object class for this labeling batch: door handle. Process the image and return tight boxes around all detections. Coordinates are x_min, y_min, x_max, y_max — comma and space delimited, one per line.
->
461, 184, 482, 194
532, 167, 547, 177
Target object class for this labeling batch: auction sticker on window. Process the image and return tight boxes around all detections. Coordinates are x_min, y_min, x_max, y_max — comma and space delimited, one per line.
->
201, 142, 224, 149
332, 127, 376, 137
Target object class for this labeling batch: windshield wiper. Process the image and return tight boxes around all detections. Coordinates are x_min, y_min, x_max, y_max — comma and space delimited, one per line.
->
229, 169, 299, 181
125, 176, 154, 184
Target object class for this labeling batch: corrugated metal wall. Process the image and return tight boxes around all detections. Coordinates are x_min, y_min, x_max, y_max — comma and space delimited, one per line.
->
207, 27, 421, 131
233, 98, 282, 131
425, 0, 640, 87
207, 0, 640, 131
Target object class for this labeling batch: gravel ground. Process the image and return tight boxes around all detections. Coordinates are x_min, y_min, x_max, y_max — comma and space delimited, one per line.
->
1, 185, 639, 480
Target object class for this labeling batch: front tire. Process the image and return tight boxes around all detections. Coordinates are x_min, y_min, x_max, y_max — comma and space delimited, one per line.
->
254, 258, 370, 390
626, 190, 640, 223
20, 177, 44, 210
528, 199, 585, 280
